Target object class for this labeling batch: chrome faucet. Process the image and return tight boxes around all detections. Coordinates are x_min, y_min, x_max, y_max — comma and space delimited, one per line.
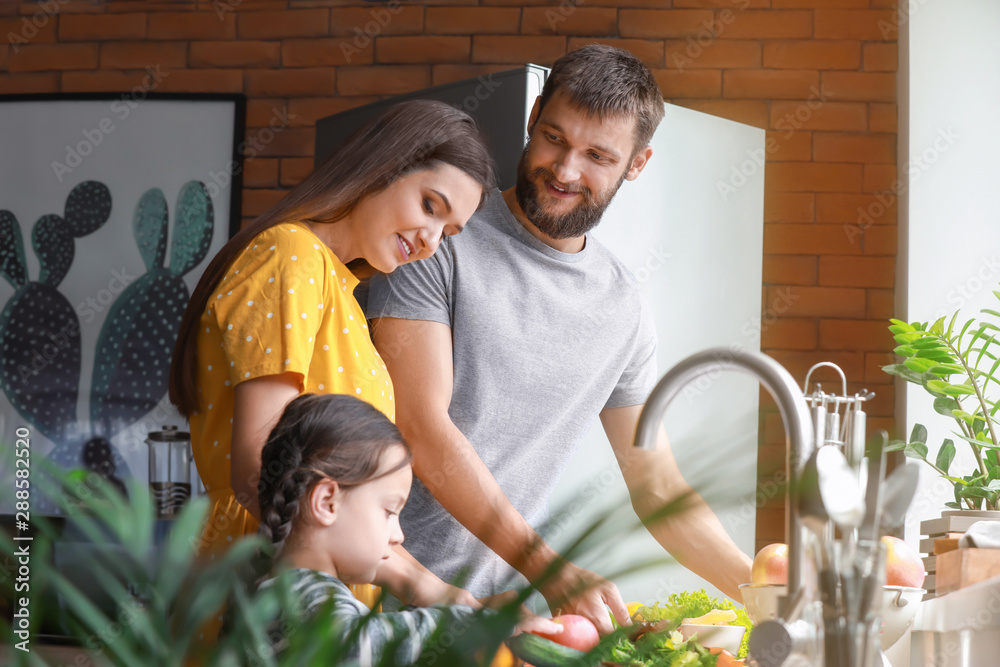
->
632, 347, 814, 609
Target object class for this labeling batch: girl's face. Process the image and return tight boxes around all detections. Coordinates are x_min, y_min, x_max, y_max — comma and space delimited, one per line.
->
327, 446, 413, 584
348, 162, 483, 273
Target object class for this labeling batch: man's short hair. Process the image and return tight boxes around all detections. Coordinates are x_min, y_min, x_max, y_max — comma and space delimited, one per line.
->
538, 44, 665, 155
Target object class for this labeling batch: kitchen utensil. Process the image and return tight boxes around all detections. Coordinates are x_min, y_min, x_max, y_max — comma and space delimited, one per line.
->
878, 462, 921, 532
145, 425, 193, 518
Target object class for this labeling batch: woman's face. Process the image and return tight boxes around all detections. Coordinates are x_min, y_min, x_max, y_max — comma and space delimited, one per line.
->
349, 162, 483, 272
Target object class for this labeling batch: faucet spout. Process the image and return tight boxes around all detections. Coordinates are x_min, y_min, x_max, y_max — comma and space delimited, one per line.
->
632, 347, 814, 601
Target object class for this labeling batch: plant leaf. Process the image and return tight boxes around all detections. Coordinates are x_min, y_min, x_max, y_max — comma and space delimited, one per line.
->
904, 442, 929, 460
882, 363, 924, 383
910, 423, 928, 444
906, 357, 941, 374
936, 439, 956, 474
933, 397, 961, 416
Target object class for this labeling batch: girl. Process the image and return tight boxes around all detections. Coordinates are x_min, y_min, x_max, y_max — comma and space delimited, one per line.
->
254, 393, 560, 663
168, 99, 495, 611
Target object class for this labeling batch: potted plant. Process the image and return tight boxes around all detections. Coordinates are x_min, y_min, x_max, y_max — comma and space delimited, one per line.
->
882, 298, 1000, 512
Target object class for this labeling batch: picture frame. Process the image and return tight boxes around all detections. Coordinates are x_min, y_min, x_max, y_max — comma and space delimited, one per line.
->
0, 92, 246, 514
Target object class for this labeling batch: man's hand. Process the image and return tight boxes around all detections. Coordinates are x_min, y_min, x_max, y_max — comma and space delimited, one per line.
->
537, 560, 631, 635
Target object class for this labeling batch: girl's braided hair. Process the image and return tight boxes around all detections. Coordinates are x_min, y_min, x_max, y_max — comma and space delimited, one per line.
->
257, 393, 411, 555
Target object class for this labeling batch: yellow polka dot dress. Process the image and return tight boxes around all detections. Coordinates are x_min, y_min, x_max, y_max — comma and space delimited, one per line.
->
189, 222, 395, 560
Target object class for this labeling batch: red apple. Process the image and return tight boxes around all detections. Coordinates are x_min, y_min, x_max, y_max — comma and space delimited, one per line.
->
531, 614, 599, 652
751, 543, 789, 585
882, 536, 926, 588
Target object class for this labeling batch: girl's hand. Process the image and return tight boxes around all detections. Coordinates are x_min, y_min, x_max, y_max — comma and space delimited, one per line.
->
401, 571, 481, 609
512, 614, 564, 637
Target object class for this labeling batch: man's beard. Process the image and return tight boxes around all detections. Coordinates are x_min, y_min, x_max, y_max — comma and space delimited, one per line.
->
514, 142, 627, 240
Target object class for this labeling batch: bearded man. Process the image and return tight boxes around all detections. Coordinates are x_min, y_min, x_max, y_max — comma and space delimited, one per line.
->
366, 45, 752, 633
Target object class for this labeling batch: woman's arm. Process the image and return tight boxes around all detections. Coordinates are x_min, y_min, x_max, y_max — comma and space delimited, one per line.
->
230, 372, 301, 520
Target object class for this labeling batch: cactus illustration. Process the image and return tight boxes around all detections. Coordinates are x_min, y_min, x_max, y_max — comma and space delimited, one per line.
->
0, 181, 112, 443
89, 180, 214, 435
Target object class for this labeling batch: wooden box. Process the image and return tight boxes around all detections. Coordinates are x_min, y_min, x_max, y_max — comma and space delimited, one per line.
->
935, 548, 1000, 595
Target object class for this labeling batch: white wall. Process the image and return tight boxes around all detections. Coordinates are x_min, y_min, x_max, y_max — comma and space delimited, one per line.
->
901, 1, 1000, 545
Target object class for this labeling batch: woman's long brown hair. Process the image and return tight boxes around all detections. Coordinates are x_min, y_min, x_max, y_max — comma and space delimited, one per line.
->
169, 99, 496, 416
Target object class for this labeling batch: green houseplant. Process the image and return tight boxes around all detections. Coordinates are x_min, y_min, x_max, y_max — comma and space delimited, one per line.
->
883, 294, 1000, 510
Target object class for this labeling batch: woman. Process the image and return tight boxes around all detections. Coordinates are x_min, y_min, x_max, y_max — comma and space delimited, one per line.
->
168, 100, 495, 612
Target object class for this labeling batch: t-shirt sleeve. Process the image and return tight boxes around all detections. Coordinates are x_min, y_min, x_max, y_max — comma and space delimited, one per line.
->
604, 297, 658, 410
365, 240, 454, 327
211, 229, 330, 390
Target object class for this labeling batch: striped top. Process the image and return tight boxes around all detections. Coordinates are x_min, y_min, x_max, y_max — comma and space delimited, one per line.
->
259, 568, 481, 666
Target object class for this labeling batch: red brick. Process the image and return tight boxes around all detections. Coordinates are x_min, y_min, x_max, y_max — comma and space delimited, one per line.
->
764, 224, 864, 256
865, 350, 897, 385
472, 36, 565, 64
337, 65, 431, 95
813, 132, 895, 163
148, 12, 236, 40
399, 0, 475, 6
821, 72, 896, 103
863, 164, 899, 193
655, 69, 721, 98
243, 189, 288, 218
715, 10, 813, 39
0, 45, 6, 71
817, 193, 895, 225
764, 193, 814, 223
283, 38, 372, 67
665, 39, 761, 70
247, 98, 287, 127
763, 40, 860, 70
191, 41, 280, 68
772, 0, 868, 6
869, 103, 897, 133
251, 127, 315, 159
770, 101, 867, 132
862, 225, 896, 256
767, 130, 812, 162
761, 318, 818, 351
1, 16, 58, 47
425, 8, 516, 35
568, 38, 665, 69
763, 255, 818, 286
280, 158, 314, 187
725, 69, 819, 100
59, 13, 146, 41
100, 42, 187, 70
820, 319, 895, 351
154, 69, 243, 93
618, 10, 715, 39
0, 72, 58, 93
815, 10, 898, 41
245, 68, 336, 97
287, 96, 379, 128
675, 0, 771, 6
331, 7, 424, 36
863, 43, 897, 72
522, 7, 617, 36
867, 288, 895, 320
237, 9, 329, 39
431, 63, 514, 86
819, 256, 895, 288
672, 99, 768, 128
767, 162, 862, 192
243, 157, 279, 188
769, 349, 865, 379
377, 36, 470, 64
9, 43, 98, 72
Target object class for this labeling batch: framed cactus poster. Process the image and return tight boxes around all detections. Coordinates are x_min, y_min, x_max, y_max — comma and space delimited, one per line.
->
0, 93, 246, 514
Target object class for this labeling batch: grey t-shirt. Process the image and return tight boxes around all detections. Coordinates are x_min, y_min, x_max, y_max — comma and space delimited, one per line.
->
366, 189, 658, 596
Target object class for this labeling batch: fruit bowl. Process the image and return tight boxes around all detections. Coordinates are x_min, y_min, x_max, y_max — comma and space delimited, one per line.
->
678, 624, 746, 654
738, 583, 786, 625
877, 585, 925, 649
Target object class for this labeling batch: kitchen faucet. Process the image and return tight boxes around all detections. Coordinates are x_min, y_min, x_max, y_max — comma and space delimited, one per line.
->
632, 347, 814, 628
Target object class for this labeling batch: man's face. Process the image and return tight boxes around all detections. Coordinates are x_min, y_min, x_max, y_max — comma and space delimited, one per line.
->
514, 91, 642, 240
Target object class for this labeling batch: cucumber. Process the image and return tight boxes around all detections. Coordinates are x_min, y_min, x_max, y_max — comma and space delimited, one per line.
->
505, 633, 589, 667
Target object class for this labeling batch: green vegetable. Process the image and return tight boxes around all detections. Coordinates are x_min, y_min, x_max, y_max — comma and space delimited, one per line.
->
637, 589, 752, 659
506, 632, 592, 667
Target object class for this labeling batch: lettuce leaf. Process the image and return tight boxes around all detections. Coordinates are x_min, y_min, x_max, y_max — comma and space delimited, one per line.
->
636, 589, 752, 659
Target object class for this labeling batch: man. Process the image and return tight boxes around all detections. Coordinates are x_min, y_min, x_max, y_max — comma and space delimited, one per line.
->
366, 45, 752, 633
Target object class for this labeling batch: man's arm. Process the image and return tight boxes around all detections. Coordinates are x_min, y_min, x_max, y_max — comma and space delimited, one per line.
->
373, 316, 630, 633
601, 404, 753, 601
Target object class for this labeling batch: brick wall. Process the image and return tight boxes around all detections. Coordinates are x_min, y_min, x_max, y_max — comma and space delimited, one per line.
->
0, 0, 900, 552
